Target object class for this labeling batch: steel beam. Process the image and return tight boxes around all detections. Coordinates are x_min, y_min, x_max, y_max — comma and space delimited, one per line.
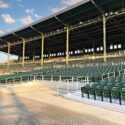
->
66, 27, 69, 65
33, 52, 35, 62
41, 33, 45, 66
90, 0, 104, 14
103, 16, 107, 62
22, 39, 25, 67
91, 0, 107, 62
0, 8, 125, 52
7, 43, 10, 68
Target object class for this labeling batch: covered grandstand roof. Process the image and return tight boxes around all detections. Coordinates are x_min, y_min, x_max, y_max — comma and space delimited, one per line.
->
0, 0, 125, 57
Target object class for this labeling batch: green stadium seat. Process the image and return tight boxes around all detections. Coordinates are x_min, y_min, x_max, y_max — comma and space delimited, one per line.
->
95, 85, 102, 96
111, 87, 120, 99
121, 88, 125, 100
88, 85, 95, 95
103, 86, 111, 97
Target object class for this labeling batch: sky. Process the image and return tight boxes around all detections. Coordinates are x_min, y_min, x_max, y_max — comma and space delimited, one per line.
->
0, 0, 86, 62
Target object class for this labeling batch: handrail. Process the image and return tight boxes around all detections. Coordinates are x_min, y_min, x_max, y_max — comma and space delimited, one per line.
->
119, 69, 125, 76
102, 72, 115, 80
102, 68, 125, 80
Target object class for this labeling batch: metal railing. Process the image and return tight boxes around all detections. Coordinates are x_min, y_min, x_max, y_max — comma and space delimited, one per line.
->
102, 68, 125, 81
102, 72, 115, 80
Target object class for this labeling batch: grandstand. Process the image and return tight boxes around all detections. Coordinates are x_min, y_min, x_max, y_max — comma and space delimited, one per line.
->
1, 0, 125, 125
0, 0, 125, 107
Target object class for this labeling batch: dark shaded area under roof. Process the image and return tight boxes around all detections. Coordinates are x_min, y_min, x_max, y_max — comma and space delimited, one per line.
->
0, 0, 125, 57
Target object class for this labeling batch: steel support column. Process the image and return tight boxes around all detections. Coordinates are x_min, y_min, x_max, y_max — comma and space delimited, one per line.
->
103, 16, 107, 62
33, 52, 35, 62
49, 52, 51, 60
93, 41, 95, 60
41, 33, 44, 66
22, 39, 25, 67
66, 27, 69, 65
7, 43, 10, 68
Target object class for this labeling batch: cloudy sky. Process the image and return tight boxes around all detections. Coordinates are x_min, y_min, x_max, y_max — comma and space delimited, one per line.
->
0, 0, 87, 35
0, 0, 86, 62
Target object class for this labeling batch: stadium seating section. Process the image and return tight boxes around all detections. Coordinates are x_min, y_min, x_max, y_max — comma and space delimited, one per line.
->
0, 64, 124, 83
0, 57, 125, 105
81, 76, 125, 104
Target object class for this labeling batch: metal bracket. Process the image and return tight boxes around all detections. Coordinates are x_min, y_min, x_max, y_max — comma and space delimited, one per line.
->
55, 16, 68, 27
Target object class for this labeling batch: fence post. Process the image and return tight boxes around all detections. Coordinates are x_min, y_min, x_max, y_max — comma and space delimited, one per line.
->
20, 76, 22, 83
87, 77, 89, 84
42, 75, 44, 81
34, 75, 36, 81
101, 89, 103, 101
59, 76, 61, 82
72, 77, 74, 83
124, 69, 125, 75
29, 75, 31, 81
13, 78, 15, 84
57, 81, 59, 96
85, 77, 87, 83
114, 72, 115, 78
75, 77, 78, 90
81, 87, 84, 97
109, 90, 112, 103
94, 88, 96, 100
29, 75, 30, 82
6, 79, 7, 84
119, 91, 122, 105
119, 71, 121, 76
51, 76, 53, 81
77, 77, 79, 83
57, 76, 61, 96
108, 73, 109, 80
87, 91, 89, 99
67, 80, 69, 94
102, 74, 104, 81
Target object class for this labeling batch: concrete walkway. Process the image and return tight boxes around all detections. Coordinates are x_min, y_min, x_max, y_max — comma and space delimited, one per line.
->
0, 82, 124, 125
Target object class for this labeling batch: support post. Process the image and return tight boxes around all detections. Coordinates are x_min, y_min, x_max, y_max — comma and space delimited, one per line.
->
18, 56, 21, 61
72, 77, 74, 83
103, 16, 107, 62
34, 75, 36, 81
49, 52, 50, 60
59, 76, 62, 82
101, 89, 103, 101
93, 41, 95, 60
41, 33, 44, 66
51, 76, 53, 81
66, 27, 69, 65
6, 79, 7, 84
77, 77, 79, 83
22, 39, 25, 67
67, 80, 70, 94
13, 78, 15, 84
57, 76, 61, 97
7, 43, 10, 68
20, 76, 22, 83
42, 75, 44, 81
33, 52, 35, 62
119, 91, 122, 105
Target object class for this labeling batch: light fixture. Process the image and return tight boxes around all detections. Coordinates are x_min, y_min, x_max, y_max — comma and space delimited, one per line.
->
110, 12, 113, 15
64, 27, 67, 30
79, 21, 83, 24
105, 13, 108, 16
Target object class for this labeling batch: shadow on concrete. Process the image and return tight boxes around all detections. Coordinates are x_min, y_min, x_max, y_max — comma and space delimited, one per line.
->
0, 87, 41, 125
9, 87, 41, 125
